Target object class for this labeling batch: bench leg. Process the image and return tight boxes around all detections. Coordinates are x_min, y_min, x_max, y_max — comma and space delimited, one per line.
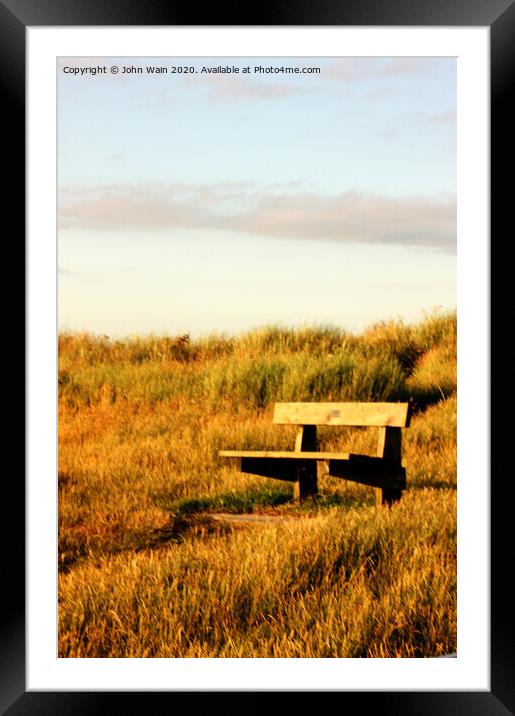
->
376, 427, 404, 507
375, 486, 403, 507
294, 462, 317, 504
293, 425, 318, 504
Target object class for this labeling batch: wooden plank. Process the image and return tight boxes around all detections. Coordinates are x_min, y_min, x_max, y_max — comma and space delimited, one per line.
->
295, 425, 317, 452
292, 426, 318, 502
273, 402, 411, 427
328, 457, 406, 490
376, 426, 404, 506
220, 450, 351, 460
237, 456, 318, 503
377, 426, 402, 461
223, 451, 405, 488
293, 461, 317, 502
377, 486, 404, 505
240, 457, 301, 482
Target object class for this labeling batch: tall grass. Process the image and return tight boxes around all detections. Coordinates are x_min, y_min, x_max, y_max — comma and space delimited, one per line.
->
58, 310, 457, 657
59, 491, 455, 658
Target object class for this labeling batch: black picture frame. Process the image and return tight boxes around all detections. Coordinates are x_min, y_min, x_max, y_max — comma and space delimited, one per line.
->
7, 0, 511, 713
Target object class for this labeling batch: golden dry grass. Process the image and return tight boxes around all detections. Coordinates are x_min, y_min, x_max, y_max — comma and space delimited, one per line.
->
58, 310, 456, 657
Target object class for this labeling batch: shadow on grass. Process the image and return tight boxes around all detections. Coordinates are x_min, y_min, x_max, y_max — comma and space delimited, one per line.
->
59, 490, 373, 574
404, 385, 456, 414
145, 490, 375, 550
60, 477, 454, 575
60, 511, 241, 573
168, 485, 376, 516
135, 512, 235, 551
161, 487, 293, 516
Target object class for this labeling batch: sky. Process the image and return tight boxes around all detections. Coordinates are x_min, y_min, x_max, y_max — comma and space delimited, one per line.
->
57, 56, 456, 338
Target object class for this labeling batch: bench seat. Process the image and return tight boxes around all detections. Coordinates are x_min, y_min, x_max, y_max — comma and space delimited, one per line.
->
220, 450, 352, 460
219, 402, 410, 505
220, 451, 406, 490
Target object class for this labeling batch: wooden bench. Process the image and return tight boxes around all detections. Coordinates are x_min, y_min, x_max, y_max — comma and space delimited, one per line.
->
219, 402, 411, 506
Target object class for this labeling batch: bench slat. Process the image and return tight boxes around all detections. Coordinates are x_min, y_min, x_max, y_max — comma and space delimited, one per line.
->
220, 450, 351, 460
221, 452, 405, 490
328, 458, 406, 490
273, 402, 410, 427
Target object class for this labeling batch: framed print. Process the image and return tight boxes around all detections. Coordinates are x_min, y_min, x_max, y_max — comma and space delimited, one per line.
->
7, 0, 512, 712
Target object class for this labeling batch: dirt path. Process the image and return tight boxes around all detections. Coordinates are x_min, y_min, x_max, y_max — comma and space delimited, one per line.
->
208, 512, 302, 526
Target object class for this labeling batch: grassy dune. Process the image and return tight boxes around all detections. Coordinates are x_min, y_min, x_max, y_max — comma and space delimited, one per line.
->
58, 310, 457, 657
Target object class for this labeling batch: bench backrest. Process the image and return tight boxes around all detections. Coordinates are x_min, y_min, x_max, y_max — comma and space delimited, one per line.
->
273, 402, 411, 428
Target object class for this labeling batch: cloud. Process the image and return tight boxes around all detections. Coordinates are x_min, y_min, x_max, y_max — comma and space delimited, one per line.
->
185, 59, 446, 103
430, 110, 457, 125
183, 73, 307, 102
323, 57, 448, 82
59, 182, 456, 252
321, 59, 456, 102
